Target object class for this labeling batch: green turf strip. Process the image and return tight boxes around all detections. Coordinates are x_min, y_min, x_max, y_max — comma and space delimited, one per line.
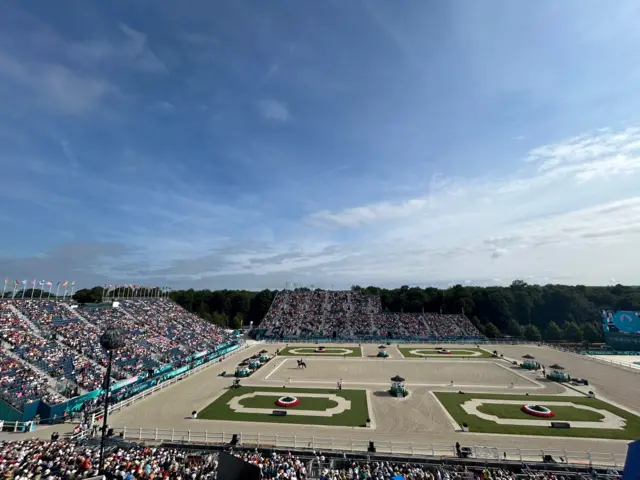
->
434, 392, 640, 440
277, 346, 362, 357
239, 395, 339, 410
399, 348, 493, 358
476, 403, 605, 422
199, 386, 369, 427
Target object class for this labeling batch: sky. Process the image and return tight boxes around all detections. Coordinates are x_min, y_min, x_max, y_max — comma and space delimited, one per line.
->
1, 0, 640, 291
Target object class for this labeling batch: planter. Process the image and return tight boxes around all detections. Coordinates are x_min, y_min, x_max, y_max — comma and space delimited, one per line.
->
275, 396, 300, 408
521, 404, 555, 418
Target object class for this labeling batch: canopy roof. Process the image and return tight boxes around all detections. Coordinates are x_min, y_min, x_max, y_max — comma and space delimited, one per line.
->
391, 375, 405, 382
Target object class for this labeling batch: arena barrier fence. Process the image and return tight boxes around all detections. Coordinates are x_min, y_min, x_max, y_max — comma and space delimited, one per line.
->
91, 428, 626, 469
104, 342, 251, 416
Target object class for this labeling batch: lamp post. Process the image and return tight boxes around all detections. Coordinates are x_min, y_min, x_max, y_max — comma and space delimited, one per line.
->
98, 327, 125, 474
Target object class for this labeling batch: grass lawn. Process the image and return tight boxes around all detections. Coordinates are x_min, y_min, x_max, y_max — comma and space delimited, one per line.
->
399, 347, 493, 358
239, 395, 339, 410
434, 392, 640, 439
199, 386, 369, 427
277, 346, 362, 357
476, 403, 605, 422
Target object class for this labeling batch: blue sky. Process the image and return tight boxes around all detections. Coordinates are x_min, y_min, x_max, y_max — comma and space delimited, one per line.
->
1, 0, 640, 290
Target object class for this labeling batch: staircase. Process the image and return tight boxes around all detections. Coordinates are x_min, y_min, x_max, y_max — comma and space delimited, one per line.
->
1, 346, 63, 397
61, 303, 89, 322
7, 304, 42, 335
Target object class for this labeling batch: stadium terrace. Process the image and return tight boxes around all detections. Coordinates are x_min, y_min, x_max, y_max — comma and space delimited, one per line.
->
255, 290, 483, 341
0, 296, 239, 423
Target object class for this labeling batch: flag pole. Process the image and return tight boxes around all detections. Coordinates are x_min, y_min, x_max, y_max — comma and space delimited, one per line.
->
12, 282, 18, 298
30, 280, 35, 299
21, 282, 26, 299
1, 280, 6, 299
55, 282, 61, 299
48, 282, 53, 298
70, 282, 75, 297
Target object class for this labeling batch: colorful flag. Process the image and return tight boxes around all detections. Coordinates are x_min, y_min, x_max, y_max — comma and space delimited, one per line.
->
39, 280, 44, 285
21, 280, 26, 285
71, 281, 75, 287
15, 280, 19, 286
3, 278, 7, 285
31, 279, 36, 285
46, 281, 52, 286
62, 281, 68, 287
56, 281, 60, 286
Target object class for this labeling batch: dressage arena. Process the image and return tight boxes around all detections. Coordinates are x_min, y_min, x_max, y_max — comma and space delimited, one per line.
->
70, 343, 639, 462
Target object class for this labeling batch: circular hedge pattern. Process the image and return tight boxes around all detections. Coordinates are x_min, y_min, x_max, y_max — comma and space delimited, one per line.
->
275, 396, 300, 407
521, 404, 555, 418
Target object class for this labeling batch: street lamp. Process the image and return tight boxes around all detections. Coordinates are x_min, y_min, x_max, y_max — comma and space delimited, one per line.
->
98, 327, 125, 474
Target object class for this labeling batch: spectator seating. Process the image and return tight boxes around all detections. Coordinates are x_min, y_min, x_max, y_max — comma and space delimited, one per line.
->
259, 290, 483, 340
0, 439, 621, 480
0, 299, 229, 409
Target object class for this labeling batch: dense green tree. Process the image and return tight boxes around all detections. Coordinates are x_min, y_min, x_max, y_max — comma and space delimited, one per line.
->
484, 322, 501, 338
523, 324, 542, 341
544, 321, 562, 341
73, 287, 104, 304
231, 313, 244, 330
506, 319, 523, 337
581, 323, 602, 343
563, 321, 583, 342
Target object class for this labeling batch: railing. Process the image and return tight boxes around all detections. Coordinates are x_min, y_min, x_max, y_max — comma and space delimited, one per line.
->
0, 342, 250, 428
107, 428, 626, 468
539, 345, 640, 374
105, 343, 250, 415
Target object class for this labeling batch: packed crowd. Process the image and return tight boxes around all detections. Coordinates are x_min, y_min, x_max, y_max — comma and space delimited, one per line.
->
213, 448, 619, 480
0, 299, 229, 408
0, 439, 219, 480
260, 291, 482, 340
0, 349, 63, 408
0, 440, 618, 480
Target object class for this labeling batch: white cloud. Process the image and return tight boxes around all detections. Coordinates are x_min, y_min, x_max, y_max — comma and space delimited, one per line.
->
5, 122, 640, 289
292, 127, 640, 287
0, 52, 115, 115
310, 198, 428, 228
257, 99, 291, 122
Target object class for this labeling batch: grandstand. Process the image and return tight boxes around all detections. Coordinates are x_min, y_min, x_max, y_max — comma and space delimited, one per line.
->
256, 290, 482, 340
601, 310, 640, 352
0, 299, 238, 423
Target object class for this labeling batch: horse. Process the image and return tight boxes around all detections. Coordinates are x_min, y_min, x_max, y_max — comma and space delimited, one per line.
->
297, 359, 307, 369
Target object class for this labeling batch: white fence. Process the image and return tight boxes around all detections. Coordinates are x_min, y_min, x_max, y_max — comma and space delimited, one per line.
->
102, 427, 626, 469
104, 343, 250, 416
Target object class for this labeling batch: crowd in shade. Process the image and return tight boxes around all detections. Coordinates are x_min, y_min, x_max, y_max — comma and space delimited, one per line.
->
0, 299, 229, 409
0, 440, 620, 480
221, 448, 620, 480
260, 291, 481, 339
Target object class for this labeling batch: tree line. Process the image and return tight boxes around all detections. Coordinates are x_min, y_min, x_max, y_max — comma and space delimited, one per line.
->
70, 281, 640, 342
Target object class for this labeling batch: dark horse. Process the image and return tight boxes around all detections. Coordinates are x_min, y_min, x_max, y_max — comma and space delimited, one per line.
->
297, 359, 307, 369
